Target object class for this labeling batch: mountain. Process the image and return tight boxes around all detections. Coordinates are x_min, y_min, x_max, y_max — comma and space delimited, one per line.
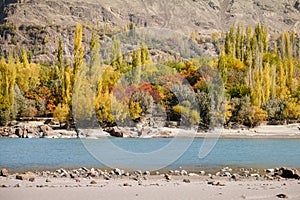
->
1, 0, 300, 61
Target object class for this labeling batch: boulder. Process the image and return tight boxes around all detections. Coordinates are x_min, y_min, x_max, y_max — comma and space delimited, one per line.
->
276, 168, 300, 179
39, 125, 53, 137
105, 127, 123, 137
16, 172, 36, 181
0, 168, 9, 177
15, 128, 23, 137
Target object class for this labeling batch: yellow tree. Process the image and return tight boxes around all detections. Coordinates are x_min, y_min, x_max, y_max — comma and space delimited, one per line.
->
73, 23, 84, 86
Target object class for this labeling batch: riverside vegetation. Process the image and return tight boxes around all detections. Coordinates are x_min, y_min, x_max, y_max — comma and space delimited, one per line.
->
0, 23, 300, 131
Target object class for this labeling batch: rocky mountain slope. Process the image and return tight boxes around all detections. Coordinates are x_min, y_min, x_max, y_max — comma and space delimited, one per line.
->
1, 0, 300, 61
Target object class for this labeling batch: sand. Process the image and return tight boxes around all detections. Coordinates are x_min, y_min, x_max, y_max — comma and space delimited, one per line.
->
1, 173, 300, 200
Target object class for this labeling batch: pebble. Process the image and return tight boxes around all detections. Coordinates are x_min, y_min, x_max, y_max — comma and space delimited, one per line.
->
134, 170, 142, 176
123, 183, 131, 187
165, 174, 172, 181
174, 170, 180, 176
250, 173, 260, 178
0, 168, 9, 177
144, 171, 150, 176
183, 179, 190, 183
0, 184, 8, 188
266, 168, 275, 173
276, 193, 288, 198
188, 173, 199, 177
224, 172, 231, 177
103, 174, 110, 180
208, 181, 225, 186
90, 180, 97, 184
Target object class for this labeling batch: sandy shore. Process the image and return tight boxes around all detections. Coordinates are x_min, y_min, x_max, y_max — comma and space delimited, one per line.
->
2, 120, 300, 139
190, 124, 300, 139
1, 168, 300, 200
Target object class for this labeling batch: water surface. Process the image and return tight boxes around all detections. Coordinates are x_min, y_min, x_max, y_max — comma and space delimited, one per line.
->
0, 138, 299, 170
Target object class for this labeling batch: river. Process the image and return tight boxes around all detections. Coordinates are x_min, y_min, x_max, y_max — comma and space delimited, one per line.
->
0, 138, 299, 171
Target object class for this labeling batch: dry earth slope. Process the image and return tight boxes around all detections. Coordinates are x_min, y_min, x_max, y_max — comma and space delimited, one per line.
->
0, 0, 300, 61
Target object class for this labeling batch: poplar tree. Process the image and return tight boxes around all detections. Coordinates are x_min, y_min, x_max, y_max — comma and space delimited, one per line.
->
73, 23, 84, 85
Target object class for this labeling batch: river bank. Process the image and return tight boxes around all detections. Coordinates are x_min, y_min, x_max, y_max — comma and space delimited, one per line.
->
1, 120, 300, 139
0, 166, 299, 200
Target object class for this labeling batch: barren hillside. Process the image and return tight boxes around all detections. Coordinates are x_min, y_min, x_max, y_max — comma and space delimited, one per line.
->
0, 0, 300, 61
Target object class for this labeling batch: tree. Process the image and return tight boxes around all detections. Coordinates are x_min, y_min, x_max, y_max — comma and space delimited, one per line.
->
129, 90, 154, 120
132, 49, 142, 84
89, 31, 101, 76
73, 23, 84, 85
111, 36, 123, 70
53, 103, 70, 127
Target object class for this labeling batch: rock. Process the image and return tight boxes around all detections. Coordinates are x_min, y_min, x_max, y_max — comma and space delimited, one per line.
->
200, 171, 205, 175
16, 172, 36, 181
0, 184, 8, 188
155, 171, 160, 175
123, 183, 131, 187
295, 0, 300, 11
276, 193, 288, 198
88, 171, 98, 177
174, 170, 180, 176
103, 174, 110, 180
14, 183, 21, 188
165, 174, 172, 181
183, 178, 190, 183
81, 167, 89, 172
113, 168, 122, 176
188, 173, 199, 177
0, 168, 9, 177
45, 179, 51, 182
134, 170, 142, 176
180, 170, 188, 176
9, 134, 19, 138
144, 171, 150, 176
277, 167, 300, 179
105, 127, 123, 137
90, 180, 97, 184
250, 173, 260, 178
208, 181, 225, 186
15, 128, 23, 137
39, 125, 53, 137
230, 173, 237, 181
29, 177, 35, 182
138, 179, 142, 185
265, 175, 274, 180
224, 172, 231, 177
266, 168, 275, 173
70, 173, 77, 179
